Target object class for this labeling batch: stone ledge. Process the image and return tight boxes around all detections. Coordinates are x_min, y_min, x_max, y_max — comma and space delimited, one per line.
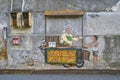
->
0, 69, 119, 75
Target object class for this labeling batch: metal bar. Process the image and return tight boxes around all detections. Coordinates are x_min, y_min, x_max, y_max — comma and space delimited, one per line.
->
45, 15, 47, 38
81, 16, 84, 47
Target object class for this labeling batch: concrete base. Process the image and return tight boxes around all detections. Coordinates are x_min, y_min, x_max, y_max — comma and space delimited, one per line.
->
0, 69, 119, 75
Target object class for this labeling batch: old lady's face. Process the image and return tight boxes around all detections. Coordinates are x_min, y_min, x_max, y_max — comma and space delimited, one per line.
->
66, 27, 71, 34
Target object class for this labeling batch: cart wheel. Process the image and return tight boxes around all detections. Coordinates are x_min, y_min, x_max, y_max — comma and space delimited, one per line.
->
76, 60, 84, 68
63, 64, 70, 68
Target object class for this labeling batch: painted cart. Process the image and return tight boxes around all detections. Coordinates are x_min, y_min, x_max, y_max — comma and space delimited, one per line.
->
45, 47, 90, 68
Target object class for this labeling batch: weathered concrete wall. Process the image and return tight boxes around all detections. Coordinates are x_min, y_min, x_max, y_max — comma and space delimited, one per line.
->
0, 0, 120, 69
0, 13, 8, 28
8, 35, 32, 50
46, 16, 83, 35
103, 36, 120, 69
0, 13, 9, 68
84, 12, 120, 35
0, 0, 120, 12
0, 0, 9, 12
11, 0, 119, 12
32, 13, 45, 34
0, 29, 7, 68
83, 12, 120, 69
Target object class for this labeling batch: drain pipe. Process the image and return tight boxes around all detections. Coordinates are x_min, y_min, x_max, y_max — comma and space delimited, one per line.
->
22, 0, 25, 12
11, 0, 13, 11
21, 0, 25, 28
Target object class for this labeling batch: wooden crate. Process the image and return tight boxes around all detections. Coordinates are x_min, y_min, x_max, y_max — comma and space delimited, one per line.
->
45, 36, 60, 47
11, 13, 17, 27
22, 12, 30, 27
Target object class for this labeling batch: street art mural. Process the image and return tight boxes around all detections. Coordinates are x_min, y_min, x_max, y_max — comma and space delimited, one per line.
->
84, 35, 99, 69
39, 23, 105, 69
60, 25, 79, 46
0, 10, 119, 70
83, 36, 105, 69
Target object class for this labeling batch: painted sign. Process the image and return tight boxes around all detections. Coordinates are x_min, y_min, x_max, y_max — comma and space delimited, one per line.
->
46, 48, 77, 64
